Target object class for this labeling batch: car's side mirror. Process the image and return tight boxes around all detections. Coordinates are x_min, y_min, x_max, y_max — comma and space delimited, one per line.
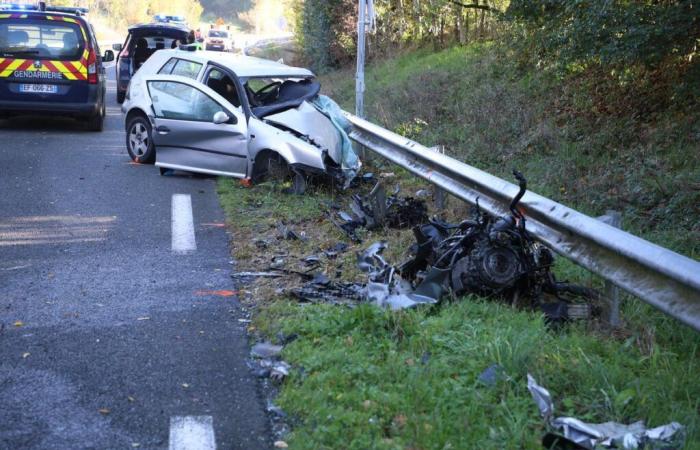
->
102, 49, 115, 62
112, 43, 123, 52
213, 111, 233, 124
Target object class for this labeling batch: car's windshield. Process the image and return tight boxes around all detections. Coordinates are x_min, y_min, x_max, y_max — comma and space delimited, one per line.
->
0, 18, 85, 60
208, 30, 228, 38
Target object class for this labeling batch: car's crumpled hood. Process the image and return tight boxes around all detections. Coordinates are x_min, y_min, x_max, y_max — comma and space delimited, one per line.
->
265, 101, 342, 164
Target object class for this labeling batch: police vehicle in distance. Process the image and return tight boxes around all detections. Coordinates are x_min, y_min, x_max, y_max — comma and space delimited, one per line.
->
0, 3, 113, 130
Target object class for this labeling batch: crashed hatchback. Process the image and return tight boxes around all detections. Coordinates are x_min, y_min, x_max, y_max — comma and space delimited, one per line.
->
121, 49, 360, 188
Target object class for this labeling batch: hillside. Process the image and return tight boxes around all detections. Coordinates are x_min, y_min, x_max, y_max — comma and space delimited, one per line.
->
320, 44, 700, 260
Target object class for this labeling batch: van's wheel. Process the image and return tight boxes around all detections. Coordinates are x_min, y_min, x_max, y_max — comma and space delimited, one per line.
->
117, 90, 125, 104
126, 114, 155, 164
87, 103, 105, 132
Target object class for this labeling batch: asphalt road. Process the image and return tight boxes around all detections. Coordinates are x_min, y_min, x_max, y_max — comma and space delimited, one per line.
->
0, 67, 270, 449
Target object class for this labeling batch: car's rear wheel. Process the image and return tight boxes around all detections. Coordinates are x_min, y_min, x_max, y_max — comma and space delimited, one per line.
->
87, 102, 105, 132
117, 90, 125, 104
126, 115, 155, 164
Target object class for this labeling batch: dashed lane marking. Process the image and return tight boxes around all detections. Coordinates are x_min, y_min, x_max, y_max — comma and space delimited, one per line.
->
171, 194, 197, 254
169, 416, 216, 450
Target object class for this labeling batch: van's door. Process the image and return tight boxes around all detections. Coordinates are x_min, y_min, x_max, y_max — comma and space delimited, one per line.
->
0, 13, 91, 104
143, 74, 249, 177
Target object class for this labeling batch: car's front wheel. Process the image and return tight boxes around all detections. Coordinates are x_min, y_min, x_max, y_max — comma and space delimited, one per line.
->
126, 114, 155, 164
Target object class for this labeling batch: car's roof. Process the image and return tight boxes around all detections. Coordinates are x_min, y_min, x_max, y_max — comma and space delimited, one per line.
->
166, 49, 315, 78
0, 9, 88, 22
129, 22, 189, 32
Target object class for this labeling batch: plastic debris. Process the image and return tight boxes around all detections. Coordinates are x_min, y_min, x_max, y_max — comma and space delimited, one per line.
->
478, 364, 505, 387
527, 374, 684, 449
251, 342, 283, 359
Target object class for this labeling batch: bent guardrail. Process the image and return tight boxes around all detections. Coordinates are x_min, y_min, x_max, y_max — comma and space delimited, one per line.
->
344, 112, 700, 331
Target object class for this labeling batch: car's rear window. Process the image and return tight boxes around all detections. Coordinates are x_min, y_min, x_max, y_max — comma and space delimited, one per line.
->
158, 58, 202, 79
0, 18, 85, 61
208, 30, 228, 38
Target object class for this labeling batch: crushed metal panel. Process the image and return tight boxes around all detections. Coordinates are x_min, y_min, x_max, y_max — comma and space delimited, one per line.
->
265, 102, 342, 164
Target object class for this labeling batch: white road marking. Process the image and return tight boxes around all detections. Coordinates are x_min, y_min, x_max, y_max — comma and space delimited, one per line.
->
171, 194, 197, 254
169, 416, 216, 450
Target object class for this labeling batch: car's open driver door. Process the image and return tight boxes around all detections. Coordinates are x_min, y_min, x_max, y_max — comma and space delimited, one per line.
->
143, 74, 249, 177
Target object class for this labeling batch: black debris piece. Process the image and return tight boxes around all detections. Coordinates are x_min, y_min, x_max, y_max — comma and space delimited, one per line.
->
291, 281, 364, 305
329, 182, 429, 241
276, 221, 304, 241
324, 242, 349, 259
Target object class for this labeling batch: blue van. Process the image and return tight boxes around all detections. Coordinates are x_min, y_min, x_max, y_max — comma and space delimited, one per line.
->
0, 6, 113, 130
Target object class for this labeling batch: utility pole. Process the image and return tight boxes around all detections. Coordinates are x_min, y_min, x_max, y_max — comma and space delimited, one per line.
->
355, 0, 366, 118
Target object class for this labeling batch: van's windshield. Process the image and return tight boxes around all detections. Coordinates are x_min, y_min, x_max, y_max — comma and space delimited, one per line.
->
0, 19, 85, 60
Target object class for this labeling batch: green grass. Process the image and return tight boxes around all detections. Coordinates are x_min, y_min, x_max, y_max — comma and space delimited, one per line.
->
257, 299, 700, 449
217, 41, 700, 449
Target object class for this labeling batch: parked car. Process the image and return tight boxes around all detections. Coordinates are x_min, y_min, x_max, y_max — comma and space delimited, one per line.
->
114, 22, 190, 104
121, 49, 359, 189
205, 29, 232, 52
0, 5, 113, 130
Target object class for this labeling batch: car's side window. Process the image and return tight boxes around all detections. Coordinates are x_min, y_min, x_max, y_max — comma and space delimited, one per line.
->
158, 58, 177, 75
148, 81, 224, 122
204, 67, 242, 108
170, 59, 202, 79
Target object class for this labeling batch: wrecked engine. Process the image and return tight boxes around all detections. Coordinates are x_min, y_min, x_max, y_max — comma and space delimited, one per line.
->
398, 171, 600, 320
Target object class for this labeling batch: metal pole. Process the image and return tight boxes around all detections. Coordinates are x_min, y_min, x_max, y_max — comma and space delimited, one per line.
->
355, 0, 366, 118
598, 210, 623, 327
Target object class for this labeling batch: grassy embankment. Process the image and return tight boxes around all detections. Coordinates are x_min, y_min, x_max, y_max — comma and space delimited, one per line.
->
218, 43, 700, 449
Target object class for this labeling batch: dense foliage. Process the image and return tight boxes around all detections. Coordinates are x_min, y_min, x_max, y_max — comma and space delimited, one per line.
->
506, 1, 700, 68
293, 0, 700, 95
294, 0, 506, 71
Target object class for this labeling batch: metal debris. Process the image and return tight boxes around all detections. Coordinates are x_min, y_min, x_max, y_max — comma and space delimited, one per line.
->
232, 271, 285, 279
276, 221, 304, 241
330, 182, 429, 241
251, 342, 283, 359
397, 171, 601, 321
527, 374, 684, 449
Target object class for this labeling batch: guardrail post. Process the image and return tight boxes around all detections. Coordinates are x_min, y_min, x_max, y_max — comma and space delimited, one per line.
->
597, 210, 623, 327
431, 146, 447, 211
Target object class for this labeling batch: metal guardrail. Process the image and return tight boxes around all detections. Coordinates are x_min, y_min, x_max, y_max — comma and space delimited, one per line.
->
344, 112, 700, 331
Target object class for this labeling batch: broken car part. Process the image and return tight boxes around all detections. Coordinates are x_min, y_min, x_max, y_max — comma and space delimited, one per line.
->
398, 171, 602, 321
527, 374, 684, 449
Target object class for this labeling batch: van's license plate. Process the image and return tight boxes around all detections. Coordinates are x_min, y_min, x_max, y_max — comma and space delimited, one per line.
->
20, 84, 58, 94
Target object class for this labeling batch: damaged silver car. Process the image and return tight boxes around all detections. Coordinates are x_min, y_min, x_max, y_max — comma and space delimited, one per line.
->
121, 49, 360, 189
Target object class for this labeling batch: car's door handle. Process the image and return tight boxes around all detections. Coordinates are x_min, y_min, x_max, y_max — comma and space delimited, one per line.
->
155, 126, 170, 135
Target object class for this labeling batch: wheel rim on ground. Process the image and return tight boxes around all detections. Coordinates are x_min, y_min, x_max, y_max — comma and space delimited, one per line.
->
129, 122, 149, 157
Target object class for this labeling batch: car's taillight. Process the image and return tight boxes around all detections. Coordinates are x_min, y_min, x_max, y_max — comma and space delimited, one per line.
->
86, 47, 98, 84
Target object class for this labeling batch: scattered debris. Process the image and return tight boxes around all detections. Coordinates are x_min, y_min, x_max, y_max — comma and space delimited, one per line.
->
323, 242, 348, 259
232, 271, 286, 279
302, 255, 321, 266
276, 221, 305, 241
477, 364, 505, 387
251, 342, 283, 359
358, 241, 439, 310
291, 281, 363, 305
330, 182, 429, 241
527, 374, 684, 449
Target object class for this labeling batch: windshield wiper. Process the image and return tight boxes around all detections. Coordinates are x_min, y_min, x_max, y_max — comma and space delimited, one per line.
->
1, 50, 41, 56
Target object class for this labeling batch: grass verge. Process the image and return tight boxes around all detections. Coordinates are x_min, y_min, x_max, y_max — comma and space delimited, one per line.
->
218, 42, 700, 448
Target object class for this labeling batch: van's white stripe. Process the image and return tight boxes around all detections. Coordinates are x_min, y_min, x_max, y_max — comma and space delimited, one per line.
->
171, 194, 197, 254
169, 416, 216, 450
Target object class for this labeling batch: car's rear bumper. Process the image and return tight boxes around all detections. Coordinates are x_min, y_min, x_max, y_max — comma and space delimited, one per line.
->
0, 85, 102, 117
0, 99, 101, 117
